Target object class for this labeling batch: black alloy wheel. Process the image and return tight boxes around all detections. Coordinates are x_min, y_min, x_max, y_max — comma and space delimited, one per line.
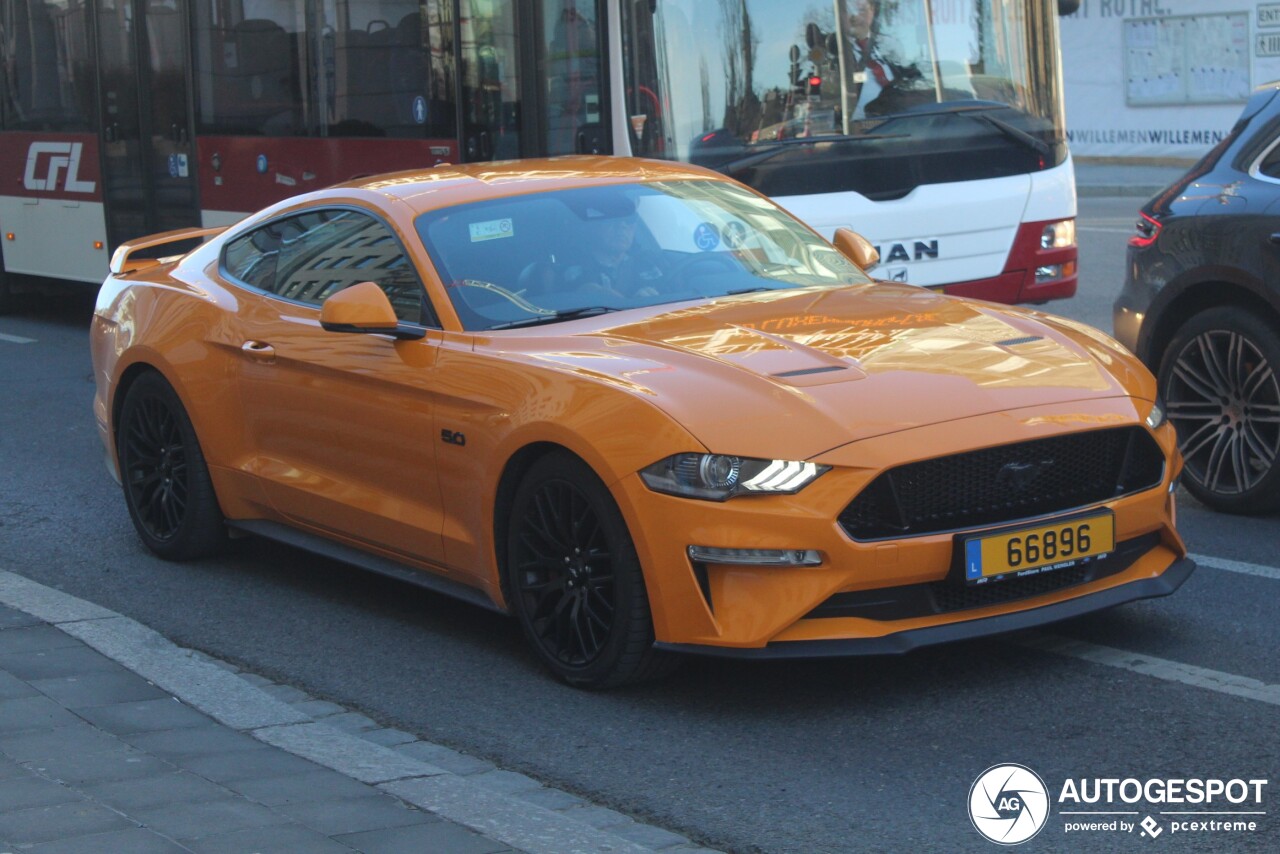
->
1160, 306, 1280, 513
117, 371, 227, 559
506, 452, 677, 688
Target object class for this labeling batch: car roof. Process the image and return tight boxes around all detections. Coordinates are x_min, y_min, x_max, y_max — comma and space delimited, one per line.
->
324, 156, 724, 216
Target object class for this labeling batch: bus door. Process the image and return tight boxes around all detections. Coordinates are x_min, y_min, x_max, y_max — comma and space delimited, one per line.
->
95, 0, 199, 249
457, 0, 609, 161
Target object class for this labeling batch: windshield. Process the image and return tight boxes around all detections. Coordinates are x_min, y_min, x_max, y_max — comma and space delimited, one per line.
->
415, 180, 871, 331
622, 0, 1067, 199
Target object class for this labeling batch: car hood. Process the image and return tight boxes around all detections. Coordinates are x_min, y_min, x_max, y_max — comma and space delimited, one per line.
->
495, 284, 1155, 460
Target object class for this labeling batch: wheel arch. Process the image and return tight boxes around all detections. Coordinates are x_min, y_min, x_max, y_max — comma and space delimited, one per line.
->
491, 440, 572, 611
111, 360, 168, 446
1142, 275, 1280, 368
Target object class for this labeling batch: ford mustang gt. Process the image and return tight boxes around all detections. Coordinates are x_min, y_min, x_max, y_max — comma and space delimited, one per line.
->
92, 157, 1192, 687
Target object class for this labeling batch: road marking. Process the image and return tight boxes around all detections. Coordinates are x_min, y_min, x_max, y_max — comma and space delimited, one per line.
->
0, 332, 36, 344
1192, 554, 1280, 581
1018, 633, 1280, 707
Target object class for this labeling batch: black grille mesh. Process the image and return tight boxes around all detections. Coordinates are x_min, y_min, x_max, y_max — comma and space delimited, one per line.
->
839, 427, 1165, 540
805, 533, 1158, 621
928, 566, 1090, 612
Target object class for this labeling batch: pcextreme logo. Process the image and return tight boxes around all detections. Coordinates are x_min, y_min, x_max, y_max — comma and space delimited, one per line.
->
23, 141, 96, 193
970, 764, 1270, 845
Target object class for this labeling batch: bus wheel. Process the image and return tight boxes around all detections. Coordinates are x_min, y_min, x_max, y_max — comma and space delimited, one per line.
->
0, 266, 12, 315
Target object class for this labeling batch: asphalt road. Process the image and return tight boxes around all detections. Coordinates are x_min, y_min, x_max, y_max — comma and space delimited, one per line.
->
1, 198, 1277, 853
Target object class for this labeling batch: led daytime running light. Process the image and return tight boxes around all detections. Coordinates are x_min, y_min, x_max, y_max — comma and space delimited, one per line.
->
687, 546, 822, 567
741, 460, 822, 492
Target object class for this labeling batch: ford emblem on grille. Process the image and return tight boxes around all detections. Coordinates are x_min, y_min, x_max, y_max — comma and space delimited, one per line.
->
997, 459, 1054, 492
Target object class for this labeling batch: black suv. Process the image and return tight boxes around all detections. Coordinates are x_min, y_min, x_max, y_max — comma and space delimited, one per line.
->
1115, 82, 1280, 514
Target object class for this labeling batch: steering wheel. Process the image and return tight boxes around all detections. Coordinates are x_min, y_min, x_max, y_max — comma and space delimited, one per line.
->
670, 252, 741, 291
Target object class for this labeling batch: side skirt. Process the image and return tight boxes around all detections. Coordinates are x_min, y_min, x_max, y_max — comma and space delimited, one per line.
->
227, 520, 506, 615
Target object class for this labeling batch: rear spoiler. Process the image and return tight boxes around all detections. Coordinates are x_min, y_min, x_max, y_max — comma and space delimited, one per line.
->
109, 226, 227, 275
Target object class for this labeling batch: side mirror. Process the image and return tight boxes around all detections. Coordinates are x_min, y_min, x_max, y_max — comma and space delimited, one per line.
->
320, 282, 424, 340
832, 228, 879, 273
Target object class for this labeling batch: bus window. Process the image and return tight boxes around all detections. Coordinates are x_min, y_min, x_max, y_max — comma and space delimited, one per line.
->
540, 0, 607, 156
460, 0, 520, 161
0, 0, 95, 131
318, 0, 454, 139
192, 1, 305, 135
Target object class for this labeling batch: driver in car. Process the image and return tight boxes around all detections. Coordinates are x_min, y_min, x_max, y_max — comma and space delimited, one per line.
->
561, 197, 668, 298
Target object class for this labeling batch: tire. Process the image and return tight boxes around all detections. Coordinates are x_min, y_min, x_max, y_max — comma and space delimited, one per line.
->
0, 264, 12, 315
1158, 306, 1280, 514
116, 371, 228, 559
504, 451, 678, 688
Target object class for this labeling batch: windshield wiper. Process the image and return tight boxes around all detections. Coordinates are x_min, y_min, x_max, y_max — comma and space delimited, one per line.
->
970, 113, 1052, 158
489, 306, 620, 330
709, 132, 909, 174
874, 101, 1053, 158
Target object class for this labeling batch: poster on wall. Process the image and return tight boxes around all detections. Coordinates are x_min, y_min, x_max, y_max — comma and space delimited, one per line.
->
1125, 14, 1250, 105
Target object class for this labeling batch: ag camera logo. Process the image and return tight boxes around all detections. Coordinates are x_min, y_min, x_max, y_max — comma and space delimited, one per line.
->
969, 764, 1050, 845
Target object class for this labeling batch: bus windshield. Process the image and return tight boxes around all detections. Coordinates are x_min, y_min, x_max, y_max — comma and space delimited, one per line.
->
624, 0, 1067, 200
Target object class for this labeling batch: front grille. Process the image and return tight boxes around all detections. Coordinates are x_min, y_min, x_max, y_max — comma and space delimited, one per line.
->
838, 427, 1165, 541
806, 532, 1158, 621
928, 565, 1090, 612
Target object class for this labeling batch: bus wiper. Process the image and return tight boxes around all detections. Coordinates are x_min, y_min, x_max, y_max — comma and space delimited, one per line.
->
710, 133, 909, 174
490, 306, 620, 329
726, 286, 774, 295
971, 113, 1052, 158
875, 101, 1052, 158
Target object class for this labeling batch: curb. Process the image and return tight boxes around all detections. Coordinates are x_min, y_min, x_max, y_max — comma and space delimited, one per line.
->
0, 570, 719, 854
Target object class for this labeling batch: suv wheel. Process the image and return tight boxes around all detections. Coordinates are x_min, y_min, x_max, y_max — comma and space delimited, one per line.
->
1159, 306, 1280, 513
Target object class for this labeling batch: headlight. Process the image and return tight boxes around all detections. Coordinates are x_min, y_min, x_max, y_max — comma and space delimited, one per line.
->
1040, 219, 1076, 249
1146, 399, 1166, 430
640, 453, 829, 501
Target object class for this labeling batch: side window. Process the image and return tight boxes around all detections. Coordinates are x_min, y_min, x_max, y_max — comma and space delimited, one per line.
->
1258, 137, 1280, 181
224, 209, 433, 325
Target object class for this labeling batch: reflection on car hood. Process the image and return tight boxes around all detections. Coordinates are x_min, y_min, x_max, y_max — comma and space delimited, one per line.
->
498, 284, 1155, 460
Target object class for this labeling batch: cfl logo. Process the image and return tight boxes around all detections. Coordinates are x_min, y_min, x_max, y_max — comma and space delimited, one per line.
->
23, 142, 96, 193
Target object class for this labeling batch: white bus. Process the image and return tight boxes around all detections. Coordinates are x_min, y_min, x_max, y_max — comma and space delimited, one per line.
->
0, 0, 1075, 307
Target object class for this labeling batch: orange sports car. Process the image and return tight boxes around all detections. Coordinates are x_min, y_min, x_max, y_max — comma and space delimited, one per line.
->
91, 157, 1192, 688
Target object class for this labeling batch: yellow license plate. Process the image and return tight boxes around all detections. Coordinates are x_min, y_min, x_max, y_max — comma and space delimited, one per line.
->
963, 512, 1115, 584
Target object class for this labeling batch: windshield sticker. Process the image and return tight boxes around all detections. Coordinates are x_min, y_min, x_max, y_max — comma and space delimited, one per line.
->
723, 221, 748, 249
469, 218, 514, 243
693, 222, 721, 251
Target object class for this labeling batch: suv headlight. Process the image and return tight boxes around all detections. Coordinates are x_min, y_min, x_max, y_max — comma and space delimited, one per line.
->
640, 453, 829, 501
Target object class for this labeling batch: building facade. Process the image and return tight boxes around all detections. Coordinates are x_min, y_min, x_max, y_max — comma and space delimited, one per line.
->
1061, 0, 1280, 161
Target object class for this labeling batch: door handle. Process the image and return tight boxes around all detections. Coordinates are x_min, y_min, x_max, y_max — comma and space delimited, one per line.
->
1269, 233, 1280, 245
241, 340, 276, 363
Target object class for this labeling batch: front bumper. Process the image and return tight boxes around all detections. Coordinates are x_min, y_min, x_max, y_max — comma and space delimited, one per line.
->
615, 398, 1187, 651
655, 556, 1194, 658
